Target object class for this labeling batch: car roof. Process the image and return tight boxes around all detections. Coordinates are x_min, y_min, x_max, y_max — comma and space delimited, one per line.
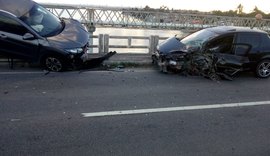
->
206, 26, 267, 35
0, 0, 34, 17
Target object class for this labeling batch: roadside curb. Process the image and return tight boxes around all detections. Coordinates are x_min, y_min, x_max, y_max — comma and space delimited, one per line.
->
0, 53, 153, 70
102, 53, 153, 67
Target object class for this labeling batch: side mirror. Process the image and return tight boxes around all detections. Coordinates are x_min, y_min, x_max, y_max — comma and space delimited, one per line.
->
23, 33, 35, 40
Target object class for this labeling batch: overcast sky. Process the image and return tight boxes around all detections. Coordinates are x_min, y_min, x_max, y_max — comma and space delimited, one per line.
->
35, 0, 269, 13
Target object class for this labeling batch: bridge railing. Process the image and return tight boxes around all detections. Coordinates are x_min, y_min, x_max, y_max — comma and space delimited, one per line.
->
89, 34, 167, 54
40, 4, 270, 54
42, 3, 270, 32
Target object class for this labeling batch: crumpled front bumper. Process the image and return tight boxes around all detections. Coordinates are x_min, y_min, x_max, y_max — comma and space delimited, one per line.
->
67, 51, 117, 70
152, 51, 186, 73
80, 51, 117, 69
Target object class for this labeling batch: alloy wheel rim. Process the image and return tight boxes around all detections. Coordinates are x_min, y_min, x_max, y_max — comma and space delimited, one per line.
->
259, 62, 270, 77
46, 57, 62, 72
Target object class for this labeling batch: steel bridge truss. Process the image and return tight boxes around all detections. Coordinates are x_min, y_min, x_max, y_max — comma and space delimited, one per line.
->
43, 4, 270, 32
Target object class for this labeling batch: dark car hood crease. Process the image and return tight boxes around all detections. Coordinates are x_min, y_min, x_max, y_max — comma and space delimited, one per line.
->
157, 37, 185, 54
47, 19, 89, 49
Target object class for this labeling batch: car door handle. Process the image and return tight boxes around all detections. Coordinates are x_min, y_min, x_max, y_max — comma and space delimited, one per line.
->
0, 34, 7, 39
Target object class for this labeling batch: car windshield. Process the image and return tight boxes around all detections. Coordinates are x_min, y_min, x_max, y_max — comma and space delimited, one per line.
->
180, 29, 219, 49
19, 3, 63, 37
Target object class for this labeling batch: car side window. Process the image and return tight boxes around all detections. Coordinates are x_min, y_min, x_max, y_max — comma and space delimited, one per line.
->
260, 34, 270, 51
0, 14, 28, 36
206, 35, 234, 54
233, 44, 251, 56
236, 33, 261, 53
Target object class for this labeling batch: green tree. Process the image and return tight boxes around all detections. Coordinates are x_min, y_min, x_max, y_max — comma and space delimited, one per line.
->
144, 5, 151, 11
247, 6, 265, 18
252, 6, 264, 14
211, 10, 223, 16
236, 4, 243, 14
160, 5, 169, 12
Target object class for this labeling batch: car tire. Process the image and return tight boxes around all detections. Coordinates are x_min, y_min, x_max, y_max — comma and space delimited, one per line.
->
256, 59, 270, 78
42, 55, 65, 72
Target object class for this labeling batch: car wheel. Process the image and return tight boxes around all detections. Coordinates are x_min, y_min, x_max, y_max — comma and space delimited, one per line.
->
256, 59, 270, 78
43, 56, 65, 72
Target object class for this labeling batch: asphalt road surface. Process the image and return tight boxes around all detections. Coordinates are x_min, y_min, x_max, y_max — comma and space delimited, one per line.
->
1, 68, 270, 156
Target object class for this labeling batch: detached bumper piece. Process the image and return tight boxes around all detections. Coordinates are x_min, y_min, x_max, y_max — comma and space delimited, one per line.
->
79, 51, 117, 70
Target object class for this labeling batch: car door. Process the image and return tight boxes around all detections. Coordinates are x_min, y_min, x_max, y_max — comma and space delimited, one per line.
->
208, 34, 250, 68
235, 32, 262, 66
0, 12, 39, 62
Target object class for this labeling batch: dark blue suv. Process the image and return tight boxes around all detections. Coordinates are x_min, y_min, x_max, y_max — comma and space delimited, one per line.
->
0, 0, 89, 71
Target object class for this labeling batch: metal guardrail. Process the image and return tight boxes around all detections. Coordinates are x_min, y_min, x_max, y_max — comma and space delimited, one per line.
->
42, 3, 270, 33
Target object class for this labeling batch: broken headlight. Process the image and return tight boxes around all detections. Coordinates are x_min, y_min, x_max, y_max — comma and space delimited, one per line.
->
65, 48, 84, 54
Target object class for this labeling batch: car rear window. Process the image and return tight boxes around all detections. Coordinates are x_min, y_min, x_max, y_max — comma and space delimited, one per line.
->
237, 33, 261, 52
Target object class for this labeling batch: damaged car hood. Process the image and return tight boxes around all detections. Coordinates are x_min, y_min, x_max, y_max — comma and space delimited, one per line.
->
47, 19, 89, 49
157, 37, 186, 54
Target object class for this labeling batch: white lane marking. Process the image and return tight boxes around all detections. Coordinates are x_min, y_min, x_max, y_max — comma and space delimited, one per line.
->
82, 100, 270, 118
0, 71, 45, 75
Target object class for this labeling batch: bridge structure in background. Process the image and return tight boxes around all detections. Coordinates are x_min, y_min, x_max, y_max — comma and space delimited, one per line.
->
43, 3, 270, 33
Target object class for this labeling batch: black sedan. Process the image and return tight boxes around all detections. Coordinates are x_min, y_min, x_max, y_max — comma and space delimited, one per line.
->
152, 26, 270, 79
